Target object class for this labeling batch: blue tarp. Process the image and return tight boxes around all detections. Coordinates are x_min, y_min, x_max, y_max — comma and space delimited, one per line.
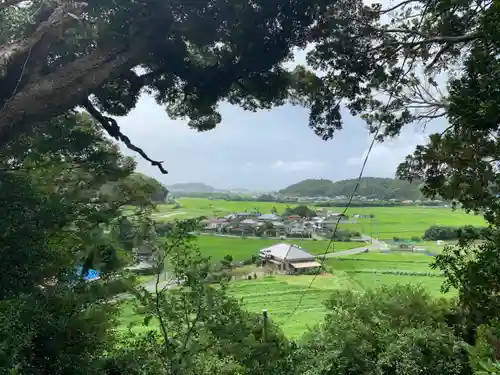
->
75, 266, 101, 281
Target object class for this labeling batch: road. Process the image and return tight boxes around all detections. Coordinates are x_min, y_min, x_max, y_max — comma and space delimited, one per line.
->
110, 275, 178, 303
141, 276, 179, 292
317, 236, 387, 258
152, 211, 186, 219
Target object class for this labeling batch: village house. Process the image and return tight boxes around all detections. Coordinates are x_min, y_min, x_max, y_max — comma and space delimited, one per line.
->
285, 220, 316, 237
326, 211, 349, 220
315, 218, 340, 231
259, 243, 321, 274
133, 244, 157, 263
224, 212, 254, 220
265, 221, 286, 237
257, 213, 281, 221
200, 218, 227, 232
239, 218, 260, 229
353, 214, 372, 219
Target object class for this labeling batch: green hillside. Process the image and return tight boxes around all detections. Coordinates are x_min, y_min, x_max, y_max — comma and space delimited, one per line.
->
279, 177, 423, 200
168, 182, 216, 192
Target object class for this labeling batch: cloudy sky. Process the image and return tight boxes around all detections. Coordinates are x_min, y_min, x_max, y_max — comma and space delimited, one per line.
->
114, 51, 445, 191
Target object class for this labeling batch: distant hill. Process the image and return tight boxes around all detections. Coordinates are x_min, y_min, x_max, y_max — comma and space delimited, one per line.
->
279, 177, 423, 200
168, 182, 216, 193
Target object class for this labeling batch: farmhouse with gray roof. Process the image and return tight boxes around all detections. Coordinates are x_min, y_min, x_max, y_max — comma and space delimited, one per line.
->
259, 243, 321, 274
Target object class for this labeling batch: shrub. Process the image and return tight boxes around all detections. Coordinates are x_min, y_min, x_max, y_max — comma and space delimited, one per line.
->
205, 271, 230, 284
299, 285, 469, 375
242, 258, 253, 265
423, 225, 485, 241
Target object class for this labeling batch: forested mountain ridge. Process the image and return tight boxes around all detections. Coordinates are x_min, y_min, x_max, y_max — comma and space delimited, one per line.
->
168, 182, 216, 192
279, 177, 424, 200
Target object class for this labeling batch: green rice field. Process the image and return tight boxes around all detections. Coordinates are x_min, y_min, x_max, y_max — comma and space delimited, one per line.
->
119, 249, 453, 338
196, 235, 361, 262
229, 251, 449, 338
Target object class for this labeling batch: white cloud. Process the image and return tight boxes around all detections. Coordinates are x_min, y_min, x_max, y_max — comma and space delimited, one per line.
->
272, 160, 325, 172
346, 132, 429, 177
245, 162, 254, 168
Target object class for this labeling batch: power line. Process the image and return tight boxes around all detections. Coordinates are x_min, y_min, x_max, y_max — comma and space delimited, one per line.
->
285, 130, 380, 319
284, 4, 431, 320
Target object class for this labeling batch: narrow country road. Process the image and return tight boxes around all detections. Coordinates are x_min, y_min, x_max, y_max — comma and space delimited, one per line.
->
152, 211, 186, 219
317, 236, 388, 259
111, 275, 178, 303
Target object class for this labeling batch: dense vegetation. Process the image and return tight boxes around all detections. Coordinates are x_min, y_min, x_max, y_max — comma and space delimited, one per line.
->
280, 178, 424, 200
423, 225, 486, 241
283, 205, 318, 218
127, 173, 168, 204
1, 0, 500, 374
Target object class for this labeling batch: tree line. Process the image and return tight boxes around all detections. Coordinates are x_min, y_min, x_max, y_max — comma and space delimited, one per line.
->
423, 225, 487, 241
316, 200, 447, 208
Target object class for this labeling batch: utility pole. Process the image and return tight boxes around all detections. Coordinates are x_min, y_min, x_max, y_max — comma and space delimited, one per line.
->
369, 217, 372, 243
262, 309, 268, 342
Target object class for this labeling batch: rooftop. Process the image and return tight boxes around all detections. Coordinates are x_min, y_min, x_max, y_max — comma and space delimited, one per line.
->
259, 243, 315, 261
258, 213, 281, 220
240, 219, 259, 225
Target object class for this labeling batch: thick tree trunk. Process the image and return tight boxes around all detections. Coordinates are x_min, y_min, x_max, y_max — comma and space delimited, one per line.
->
0, 46, 140, 145
0, 2, 87, 79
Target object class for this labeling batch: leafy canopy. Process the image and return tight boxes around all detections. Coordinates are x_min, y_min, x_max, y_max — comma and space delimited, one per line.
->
0, 0, 337, 173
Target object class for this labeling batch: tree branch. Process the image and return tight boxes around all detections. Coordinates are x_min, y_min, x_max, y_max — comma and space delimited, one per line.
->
0, 1, 87, 79
82, 99, 168, 174
0, 165, 21, 172
425, 44, 452, 72
398, 32, 480, 46
379, 0, 422, 14
0, 0, 24, 11
371, 28, 430, 37
0, 44, 142, 142
440, 124, 455, 136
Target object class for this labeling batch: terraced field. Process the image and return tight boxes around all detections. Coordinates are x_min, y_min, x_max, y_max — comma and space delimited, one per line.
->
229, 275, 347, 337
228, 251, 450, 338
119, 249, 454, 338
